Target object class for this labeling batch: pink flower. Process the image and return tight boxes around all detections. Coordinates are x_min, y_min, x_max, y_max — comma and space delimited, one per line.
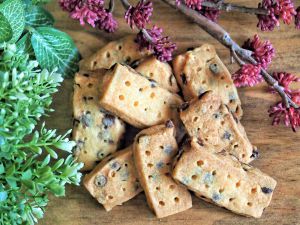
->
269, 100, 300, 132
71, 5, 98, 27
176, 0, 203, 10
153, 37, 177, 62
295, 6, 300, 28
97, 10, 118, 33
135, 26, 176, 62
242, 34, 275, 69
136, 25, 163, 50
59, 0, 117, 33
200, 5, 221, 22
257, 0, 296, 31
272, 72, 300, 93
125, 1, 153, 29
232, 64, 262, 87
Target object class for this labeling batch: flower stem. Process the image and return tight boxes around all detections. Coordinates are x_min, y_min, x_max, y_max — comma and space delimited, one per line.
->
202, 1, 268, 15
108, 0, 115, 13
120, 0, 130, 9
162, 0, 299, 109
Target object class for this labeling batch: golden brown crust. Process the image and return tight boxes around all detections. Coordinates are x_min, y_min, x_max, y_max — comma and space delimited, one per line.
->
83, 146, 142, 211
133, 123, 192, 218
173, 139, 277, 218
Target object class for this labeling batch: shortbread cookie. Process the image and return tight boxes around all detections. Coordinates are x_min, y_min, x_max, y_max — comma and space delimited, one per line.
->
80, 35, 151, 71
133, 121, 192, 218
99, 63, 183, 128
73, 70, 126, 171
173, 139, 277, 218
135, 56, 179, 93
180, 91, 255, 164
84, 146, 142, 211
173, 44, 242, 118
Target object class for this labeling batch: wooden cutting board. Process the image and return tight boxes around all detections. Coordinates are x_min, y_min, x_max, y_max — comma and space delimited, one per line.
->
41, 0, 300, 224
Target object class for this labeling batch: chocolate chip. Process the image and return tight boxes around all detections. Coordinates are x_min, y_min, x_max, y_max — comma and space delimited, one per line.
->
75, 83, 81, 87
130, 60, 140, 68
209, 63, 219, 74
180, 102, 190, 111
81, 112, 92, 128
261, 187, 273, 194
223, 131, 231, 140
250, 149, 259, 159
198, 91, 208, 99
83, 73, 90, 77
111, 161, 121, 171
164, 145, 173, 155
187, 47, 195, 51
165, 120, 174, 128
102, 114, 115, 128
180, 73, 187, 85
148, 78, 157, 88
94, 175, 107, 187
156, 161, 164, 169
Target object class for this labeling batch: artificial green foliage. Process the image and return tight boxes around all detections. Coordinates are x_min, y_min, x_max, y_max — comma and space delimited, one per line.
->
0, 44, 83, 224
0, 0, 81, 78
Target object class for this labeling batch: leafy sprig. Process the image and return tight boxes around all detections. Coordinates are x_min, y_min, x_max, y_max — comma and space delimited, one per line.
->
0, 44, 83, 225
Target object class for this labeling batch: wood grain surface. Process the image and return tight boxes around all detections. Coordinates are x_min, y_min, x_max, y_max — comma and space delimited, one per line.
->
41, 1, 300, 224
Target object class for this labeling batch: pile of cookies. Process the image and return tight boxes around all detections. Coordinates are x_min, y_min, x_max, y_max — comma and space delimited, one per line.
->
72, 35, 276, 218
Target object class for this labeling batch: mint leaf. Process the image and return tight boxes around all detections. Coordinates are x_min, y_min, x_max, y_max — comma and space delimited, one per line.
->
0, 12, 12, 43
31, 27, 80, 77
0, 0, 25, 43
16, 33, 34, 56
0, 191, 8, 202
25, 5, 54, 27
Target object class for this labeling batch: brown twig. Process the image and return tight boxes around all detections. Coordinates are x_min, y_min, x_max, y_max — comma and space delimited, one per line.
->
162, 0, 299, 109
108, 0, 115, 12
201, 1, 268, 15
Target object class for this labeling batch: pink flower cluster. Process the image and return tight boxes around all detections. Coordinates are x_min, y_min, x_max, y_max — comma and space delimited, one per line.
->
59, 0, 117, 32
242, 34, 275, 69
176, 0, 203, 10
125, 1, 153, 29
136, 26, 176, 62
232, 64, 262, 87
233, 34, 274, 88
257, 0, 296, 31
269, 72, 300, 131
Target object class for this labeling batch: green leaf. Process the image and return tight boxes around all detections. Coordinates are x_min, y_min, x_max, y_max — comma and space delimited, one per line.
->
0, 0, 25, 43
48, 183, 65, 196
30, 27, 80, 77
54, 140, 76, 153
25, 5, 54, 27
16, 33, 34, 56
0, 191, 8, 202
0, 12, 12, 43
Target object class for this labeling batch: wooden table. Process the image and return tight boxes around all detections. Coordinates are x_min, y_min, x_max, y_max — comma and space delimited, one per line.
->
42, 1, 300, 224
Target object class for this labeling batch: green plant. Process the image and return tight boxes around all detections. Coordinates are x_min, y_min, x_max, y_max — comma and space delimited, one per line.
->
0, 0, 83, 224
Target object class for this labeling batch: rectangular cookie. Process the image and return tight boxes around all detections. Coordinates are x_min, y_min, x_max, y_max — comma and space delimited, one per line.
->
180, 91, 255, 164
133, 121, 192, 218
80, 35, 151, 71
135, 56, 179, 93
84, 146, 142, 211
173, 44, 242, 118
173, 139, 277, 218
99, 63, 183, 128
73, 70, 126, 171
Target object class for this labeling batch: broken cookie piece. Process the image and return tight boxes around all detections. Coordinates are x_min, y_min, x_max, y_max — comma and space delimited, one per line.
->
173, 44, 242, 118
173, 139, 276, 218
99, 63, 183, 128
179, 91, 254, 164
135, 56, 179, 93
80, 35, 151, 71
84, 146, 142, 211
73, 71, 125, 171
133, 122, 192, 218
